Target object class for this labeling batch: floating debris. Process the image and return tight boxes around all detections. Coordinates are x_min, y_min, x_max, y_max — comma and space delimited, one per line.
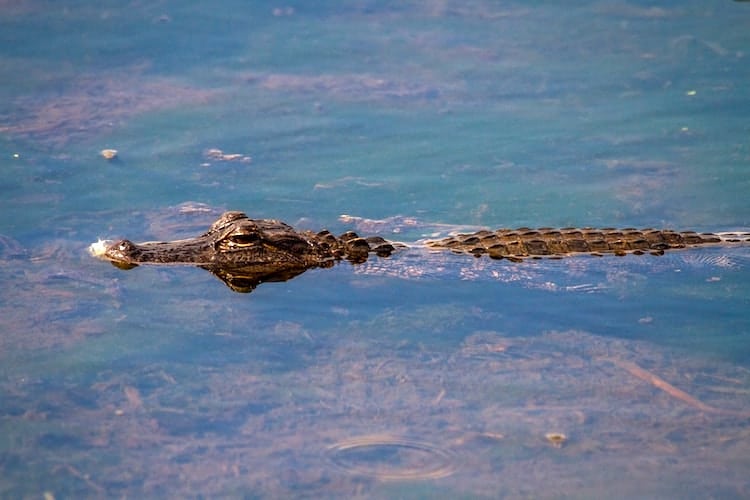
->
100, 148, 118, 160
203, 148, 252, 163
272, 6, 295, 16
545, 432, 567, 448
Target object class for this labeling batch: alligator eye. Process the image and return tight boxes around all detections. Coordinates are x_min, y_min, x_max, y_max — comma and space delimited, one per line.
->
226, 233, 261, 247
117, 240, 136, 252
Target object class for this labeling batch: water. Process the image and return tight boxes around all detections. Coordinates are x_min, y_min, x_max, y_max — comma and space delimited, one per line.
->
2, 1, 750, 497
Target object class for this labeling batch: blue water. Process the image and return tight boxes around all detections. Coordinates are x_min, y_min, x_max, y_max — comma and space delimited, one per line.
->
2, 1, 750, 498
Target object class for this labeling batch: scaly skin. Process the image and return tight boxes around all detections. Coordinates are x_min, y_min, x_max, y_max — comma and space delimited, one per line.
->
424, 227, 737, 261
91, 211, 749, 292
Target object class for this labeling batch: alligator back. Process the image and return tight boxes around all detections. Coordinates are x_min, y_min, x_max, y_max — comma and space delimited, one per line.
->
424, 228, 750, 261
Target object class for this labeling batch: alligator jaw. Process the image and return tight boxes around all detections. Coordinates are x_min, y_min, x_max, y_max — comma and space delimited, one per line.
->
90, 237, 217, 267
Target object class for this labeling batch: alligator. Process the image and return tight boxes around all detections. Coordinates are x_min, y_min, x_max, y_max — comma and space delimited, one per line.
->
90, 211, 750, 293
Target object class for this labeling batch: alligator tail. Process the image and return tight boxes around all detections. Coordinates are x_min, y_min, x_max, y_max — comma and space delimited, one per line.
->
424, 228, 750, 261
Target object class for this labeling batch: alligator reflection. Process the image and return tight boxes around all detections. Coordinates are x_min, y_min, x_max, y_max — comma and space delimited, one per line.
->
107, 259, 317, 293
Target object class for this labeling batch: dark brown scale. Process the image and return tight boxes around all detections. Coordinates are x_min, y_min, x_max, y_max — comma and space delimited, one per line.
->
607, 239, 629, 253
701, 233, 722, 243
541, 230, 563, 238
487, 244, 509, 260
338, 231, 361, 244
544, 239, 569, 255
561, 230, 584, 241
460, 235, 481, 246
628, 239, 651, 251
587, 239, 610, 252
316, 230, 339, 248
660, 231, 685, 246
504, 240, 527, 255
565, 239, 590, 253
473, 230, 494, 238
641, 230, 666, 245
681, 232, 707, 245
479, 233, 500, 245
365, 236, 397, 257
524, 239, 552, 255
343, 237, 370, 263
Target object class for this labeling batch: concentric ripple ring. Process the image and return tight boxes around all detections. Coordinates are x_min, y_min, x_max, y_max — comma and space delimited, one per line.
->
327, 434, 458, 481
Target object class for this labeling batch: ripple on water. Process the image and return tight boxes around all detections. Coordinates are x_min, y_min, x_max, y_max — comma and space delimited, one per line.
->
327, 435, 457, 481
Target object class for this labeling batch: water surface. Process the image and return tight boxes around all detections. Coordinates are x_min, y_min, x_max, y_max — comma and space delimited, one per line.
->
2, 1, 750, 498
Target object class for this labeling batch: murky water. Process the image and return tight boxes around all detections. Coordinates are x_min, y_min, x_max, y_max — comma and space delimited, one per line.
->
2, 1, 750, 498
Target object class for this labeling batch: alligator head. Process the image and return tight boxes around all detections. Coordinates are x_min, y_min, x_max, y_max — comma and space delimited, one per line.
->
91, 211, 397, 292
